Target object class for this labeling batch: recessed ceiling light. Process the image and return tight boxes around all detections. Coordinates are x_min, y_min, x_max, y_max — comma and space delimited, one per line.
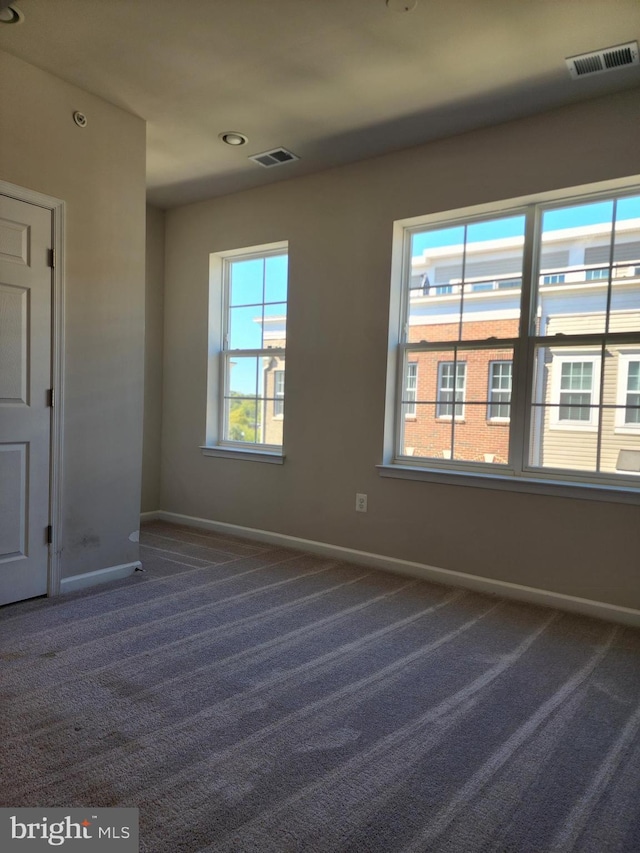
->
219, 132, 248, 147
0, 4, 24, 24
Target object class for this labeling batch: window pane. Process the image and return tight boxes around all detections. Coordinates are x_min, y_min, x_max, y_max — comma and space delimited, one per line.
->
265, 254, 288, 303
453, 349, 512, 463
528, 405, 600, 473
536, 200, 614, 336
461, 216, 524, 341
409, 217, 524, 344
609, 195, 640, 332
263, 302, 287, 348
409, 225, 464, 343
230, 258, 264, 306
529, 345, 601, 472
224, 396, 259, 444
400, 403, 444, 459
595, 408, 640, 474
229, 305, 263, 350
226, 355, 258, 398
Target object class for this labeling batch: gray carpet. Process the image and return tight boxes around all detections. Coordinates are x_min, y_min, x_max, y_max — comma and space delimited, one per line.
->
2, 520, 640, 852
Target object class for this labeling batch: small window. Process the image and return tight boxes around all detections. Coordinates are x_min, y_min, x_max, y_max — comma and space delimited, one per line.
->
273, 369, 285, 417
625, 361, 640, 424
437, 362, 466, 419
617, 356, 640, 428
207, 243, 288, 453
558, 361, 595, 422
542, 273, 565, 285
405, 362, 418, 417
585, 267, 609, 281
488, 361, 512, 420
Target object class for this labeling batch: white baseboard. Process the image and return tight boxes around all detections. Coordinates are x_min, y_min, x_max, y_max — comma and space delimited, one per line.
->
60, 561, 142, 594
145, 510, 640, 628
140, 510, 161, 522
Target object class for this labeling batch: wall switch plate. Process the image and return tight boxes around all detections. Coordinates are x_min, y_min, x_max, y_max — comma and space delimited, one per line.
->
355, 493, 367, 512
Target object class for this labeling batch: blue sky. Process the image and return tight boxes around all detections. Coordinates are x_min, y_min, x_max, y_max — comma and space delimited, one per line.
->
412, 195, 640, 257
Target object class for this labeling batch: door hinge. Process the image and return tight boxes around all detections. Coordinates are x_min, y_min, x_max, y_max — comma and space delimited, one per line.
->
48, 248, 55, 268
46, 525, 53, 545
47, 388, 54, 407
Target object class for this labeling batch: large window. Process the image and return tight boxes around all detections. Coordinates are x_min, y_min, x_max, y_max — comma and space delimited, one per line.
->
391, 188, 640, 488
207, 243, 288, 454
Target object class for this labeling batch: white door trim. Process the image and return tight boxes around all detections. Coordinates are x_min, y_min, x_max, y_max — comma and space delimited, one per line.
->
0, 180, 65, 597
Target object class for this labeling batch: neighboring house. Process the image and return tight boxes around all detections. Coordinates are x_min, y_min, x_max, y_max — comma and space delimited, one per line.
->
403, 218, 640, 473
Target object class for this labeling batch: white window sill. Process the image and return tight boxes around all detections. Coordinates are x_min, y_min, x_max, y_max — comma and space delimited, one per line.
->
549, 423, 598, 432
200, 446, 285, 464
377, 463, 640, 505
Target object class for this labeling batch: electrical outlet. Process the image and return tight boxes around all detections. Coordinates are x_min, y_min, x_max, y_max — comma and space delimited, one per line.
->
355, 493, 367, 513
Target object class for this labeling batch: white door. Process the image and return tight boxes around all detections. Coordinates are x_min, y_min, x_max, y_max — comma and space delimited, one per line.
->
0, 195, 53, 605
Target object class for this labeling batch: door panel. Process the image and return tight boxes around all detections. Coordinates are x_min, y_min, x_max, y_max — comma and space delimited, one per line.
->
0, 195, 52, 605
0, 443, 27, 560
0, 283, 29, 403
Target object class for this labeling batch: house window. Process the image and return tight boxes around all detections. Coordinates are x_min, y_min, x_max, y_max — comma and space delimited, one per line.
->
273, 369, 285, 417
624, 361, 640, 424
389, 186, 640, 488
488, 361, 512, 420
437, 362, 466, 418
558, 361, 594, 421
586, 267, 609, 281
405, 362, 418, 416
207, 243, 287, 454
616, 355, 640, 429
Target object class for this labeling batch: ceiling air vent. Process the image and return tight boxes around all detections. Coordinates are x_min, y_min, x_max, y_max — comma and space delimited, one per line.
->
249, 148, 300, 168
566, 41, 639, 79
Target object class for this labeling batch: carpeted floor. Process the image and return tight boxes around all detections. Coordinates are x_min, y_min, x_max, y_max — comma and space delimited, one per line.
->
2, 520, 640, 852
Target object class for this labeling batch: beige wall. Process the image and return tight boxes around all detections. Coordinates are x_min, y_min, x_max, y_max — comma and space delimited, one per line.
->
142, 206, 165, 512
161, 87, 640, 610
0, 50, 146, 579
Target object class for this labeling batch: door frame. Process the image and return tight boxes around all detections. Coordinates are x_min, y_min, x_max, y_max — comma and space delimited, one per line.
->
1, 180, 65, 597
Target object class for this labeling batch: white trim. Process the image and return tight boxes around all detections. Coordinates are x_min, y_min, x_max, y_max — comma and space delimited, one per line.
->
0, 180, 65, 598
149, 510, 640, 628
140, 510, 162, 522
200, 445, 285, 464
377, 462, 640, 504
60, 561, 141, 593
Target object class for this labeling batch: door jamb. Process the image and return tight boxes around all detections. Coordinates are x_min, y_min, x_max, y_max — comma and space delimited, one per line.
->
0, 180, 65, 597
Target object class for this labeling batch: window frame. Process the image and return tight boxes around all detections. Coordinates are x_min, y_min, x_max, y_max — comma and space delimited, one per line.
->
203, 241, 288, 462
385, 182, 640, 498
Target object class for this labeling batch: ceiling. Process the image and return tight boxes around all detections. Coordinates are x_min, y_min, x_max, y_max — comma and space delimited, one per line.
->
1, 0, 640, 209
